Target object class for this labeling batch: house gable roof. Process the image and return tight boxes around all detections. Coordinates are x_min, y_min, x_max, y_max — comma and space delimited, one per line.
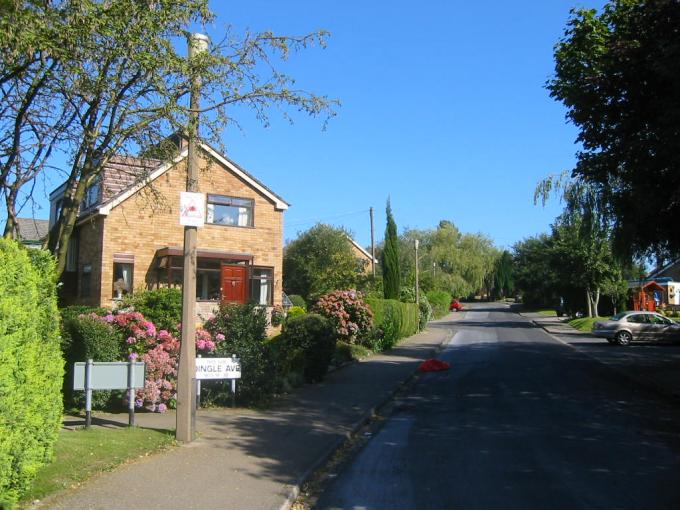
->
14, 218, 49, 243
96, 142, 289, 216
347, 236, 378, 264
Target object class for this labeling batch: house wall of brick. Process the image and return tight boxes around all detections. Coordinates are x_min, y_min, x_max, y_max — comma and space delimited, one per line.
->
94, 152, 284, 316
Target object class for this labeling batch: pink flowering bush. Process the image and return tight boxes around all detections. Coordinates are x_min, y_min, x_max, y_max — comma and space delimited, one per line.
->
311, 290, 373, 343
89, 312, 225, 412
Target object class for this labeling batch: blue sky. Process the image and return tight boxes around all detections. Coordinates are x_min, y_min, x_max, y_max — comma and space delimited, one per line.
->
15, 0, 608, 250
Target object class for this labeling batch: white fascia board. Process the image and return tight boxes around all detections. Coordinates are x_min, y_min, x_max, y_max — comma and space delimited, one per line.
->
200, 143, 289, 211
97, 149, 189, 216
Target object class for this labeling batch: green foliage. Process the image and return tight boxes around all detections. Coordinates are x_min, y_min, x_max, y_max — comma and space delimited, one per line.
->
426, 290, 452, 319
418, 294, 432, 329
279, 314, 337, 383
399, 286, 416, 303
0, 239, 63, 508
492, 250, 514, 299
382, 199, 401, 299
283, 224, 365, 302
512, 234, 559, 308
122, 288, 182, 334
365, 298, 419, 351
61, 316, 123, 410
548, 0, 680, 257
288, 294, 307, 310
203, 304, 273, 405
286, 306, 306, 320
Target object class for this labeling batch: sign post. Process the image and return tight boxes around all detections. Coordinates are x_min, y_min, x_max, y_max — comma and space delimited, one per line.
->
73, 360, 146, 428
195, 356, 241, 408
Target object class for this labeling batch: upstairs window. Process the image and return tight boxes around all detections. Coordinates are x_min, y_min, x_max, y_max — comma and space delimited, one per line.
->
206, 194, 253, 227
83, 178, 101, 209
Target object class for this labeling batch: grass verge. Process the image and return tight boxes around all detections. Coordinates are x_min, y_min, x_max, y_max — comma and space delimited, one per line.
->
19, 426, 175, 507
568, 316, 607, 332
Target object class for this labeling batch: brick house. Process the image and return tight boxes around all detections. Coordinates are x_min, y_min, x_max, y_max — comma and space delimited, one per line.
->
347, 236, 377, 275
49, 137, 287, 319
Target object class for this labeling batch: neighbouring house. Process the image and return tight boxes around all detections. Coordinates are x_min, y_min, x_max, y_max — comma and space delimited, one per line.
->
11, 217, 49, 249
49, 136, 288, 320
347, 236, 378, 275
628, 259, 680, 309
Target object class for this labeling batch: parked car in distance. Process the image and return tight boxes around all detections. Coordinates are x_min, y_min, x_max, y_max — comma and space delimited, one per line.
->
449, 299, 463, 312
592, 311, 680, 346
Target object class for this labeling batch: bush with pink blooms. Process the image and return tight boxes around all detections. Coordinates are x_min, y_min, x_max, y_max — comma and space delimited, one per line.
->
87, 312, 224, 412
311, 289, 373, 343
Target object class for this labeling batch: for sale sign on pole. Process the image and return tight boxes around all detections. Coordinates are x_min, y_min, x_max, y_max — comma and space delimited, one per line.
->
179, 192, 205, 227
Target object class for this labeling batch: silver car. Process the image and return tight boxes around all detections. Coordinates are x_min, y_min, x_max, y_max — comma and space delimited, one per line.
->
592, 311, 680, 345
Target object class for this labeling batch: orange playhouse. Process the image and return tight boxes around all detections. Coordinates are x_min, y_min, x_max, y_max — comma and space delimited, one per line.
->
631, 281, 664, 311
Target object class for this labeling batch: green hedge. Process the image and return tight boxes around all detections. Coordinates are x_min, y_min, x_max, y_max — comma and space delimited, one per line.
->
0, 240, 64, 508
365, 298, 419, 350
61, 315, 123, 410
426, 290, 452, 319
280, 314, 336, 383
203, 304, 274, 405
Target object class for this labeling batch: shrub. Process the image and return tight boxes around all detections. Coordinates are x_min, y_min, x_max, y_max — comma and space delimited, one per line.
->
312, 290, 373, 343
280, 314, 336, 383
426, 290, 452, 318
62, 315, 123, 410
400, 286, 416, 303
203, 304, 274, 404
286, 306, 306, 321
365, 298, 419, 350
288, 294, 307, 310
121, 288, 182, 335
418, 294, 432, 329
0, 240, 63, 508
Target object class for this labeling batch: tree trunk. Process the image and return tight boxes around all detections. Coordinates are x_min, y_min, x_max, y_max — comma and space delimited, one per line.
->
592, 287, 600, 317
586, 287, 593, 317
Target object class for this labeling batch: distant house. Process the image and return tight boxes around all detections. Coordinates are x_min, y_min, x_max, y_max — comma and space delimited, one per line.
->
11, 217, 49, 248
49, 136, 288, 319
646, 259, 680, 306
347, 236, 378, 275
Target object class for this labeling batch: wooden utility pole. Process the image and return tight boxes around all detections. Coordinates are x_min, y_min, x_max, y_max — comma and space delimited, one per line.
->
176, 33, 209, 443
370, 207, 376, 278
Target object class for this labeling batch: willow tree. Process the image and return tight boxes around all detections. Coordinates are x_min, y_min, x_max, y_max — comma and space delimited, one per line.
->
382, 199, 400, 299
1, 0, 337, 275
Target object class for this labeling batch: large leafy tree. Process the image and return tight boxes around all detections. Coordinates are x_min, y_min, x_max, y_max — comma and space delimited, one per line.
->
548, 0, 680, 258
382, 199, 400, 299
283, 224, 364, 303
1, 1, 336, 275
513, 234, 559, 308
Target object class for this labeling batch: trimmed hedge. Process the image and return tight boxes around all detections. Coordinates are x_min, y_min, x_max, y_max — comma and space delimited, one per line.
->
280, 314, 336, 383
0, 240, 63, 508
426, 290, 452, 319
365, 298, 419, 351
61, 315, 123, 410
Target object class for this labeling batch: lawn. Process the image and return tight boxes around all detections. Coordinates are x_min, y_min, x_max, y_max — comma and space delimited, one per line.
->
568, 316, 606, 332
19, 426, 175, 507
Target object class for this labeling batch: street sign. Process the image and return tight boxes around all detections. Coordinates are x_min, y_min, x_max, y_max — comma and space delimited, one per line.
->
179, 191, 205, 227
195, 357, 241, 380
73, 361, 145, 390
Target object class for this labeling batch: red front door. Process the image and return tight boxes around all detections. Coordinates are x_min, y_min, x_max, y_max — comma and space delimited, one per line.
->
221, 265, 247, 304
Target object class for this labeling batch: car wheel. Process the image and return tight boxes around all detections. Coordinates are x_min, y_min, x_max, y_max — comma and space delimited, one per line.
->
615, 330, 632, 346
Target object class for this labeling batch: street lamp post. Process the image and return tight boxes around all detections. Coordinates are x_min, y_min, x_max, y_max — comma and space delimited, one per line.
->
415, 239, 420, 307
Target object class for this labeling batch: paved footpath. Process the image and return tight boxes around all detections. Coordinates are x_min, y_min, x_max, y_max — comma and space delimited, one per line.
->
39, 318, 460, 510
523, 311, 680, 402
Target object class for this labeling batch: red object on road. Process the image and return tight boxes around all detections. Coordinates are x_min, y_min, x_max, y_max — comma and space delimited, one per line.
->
418, 359, 451, 372
449, 299, 463, 311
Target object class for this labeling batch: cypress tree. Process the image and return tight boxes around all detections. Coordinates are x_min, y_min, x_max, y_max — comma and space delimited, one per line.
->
382, 199, 401, 299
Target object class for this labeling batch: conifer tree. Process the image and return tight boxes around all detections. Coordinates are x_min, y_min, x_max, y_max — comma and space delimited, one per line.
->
382, 199, 400, 299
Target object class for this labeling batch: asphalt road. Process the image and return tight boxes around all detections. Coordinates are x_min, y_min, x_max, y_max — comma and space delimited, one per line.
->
315, 303, 680, 510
